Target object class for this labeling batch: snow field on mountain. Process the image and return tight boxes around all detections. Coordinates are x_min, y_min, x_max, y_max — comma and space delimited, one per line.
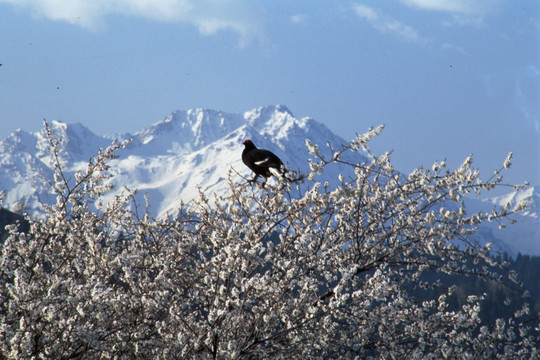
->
0, 105, 538, 255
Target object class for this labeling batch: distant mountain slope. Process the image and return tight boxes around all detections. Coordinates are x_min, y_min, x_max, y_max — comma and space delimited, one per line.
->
0, 105, 538, 255
482, 186, 539, 256
104, 105, 361, 217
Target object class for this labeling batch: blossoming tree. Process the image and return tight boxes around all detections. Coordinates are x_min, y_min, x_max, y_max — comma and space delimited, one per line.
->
0, 123, 538, 358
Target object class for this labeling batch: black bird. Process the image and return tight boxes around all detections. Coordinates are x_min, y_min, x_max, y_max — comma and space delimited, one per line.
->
242, 139, 286, 182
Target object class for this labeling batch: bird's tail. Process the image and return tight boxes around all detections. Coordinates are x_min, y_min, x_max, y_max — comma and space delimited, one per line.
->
268, 164, 289, 181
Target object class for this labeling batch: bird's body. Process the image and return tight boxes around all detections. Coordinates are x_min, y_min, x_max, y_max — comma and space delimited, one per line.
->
242, 139, 286, 182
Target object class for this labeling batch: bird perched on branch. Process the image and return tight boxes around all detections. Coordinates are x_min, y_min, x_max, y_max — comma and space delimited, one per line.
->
242, 139, 286, 183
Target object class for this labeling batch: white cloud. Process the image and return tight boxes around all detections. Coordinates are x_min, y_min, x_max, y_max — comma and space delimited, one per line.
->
515, 65, 540, 135
399, 0, 502, 15
399, 0, 503, 27
290, 14, 307, 25
353, 4, 378, 22
0, 0, 265, 46
441, 43, 470, 56
400, 0, 473, 14
353, 4, 424, 43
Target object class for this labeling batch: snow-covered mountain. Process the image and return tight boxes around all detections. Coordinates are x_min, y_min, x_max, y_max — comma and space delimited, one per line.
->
0, 105, 538, 255
480, 186, 539, 256
0, 105, 356, 217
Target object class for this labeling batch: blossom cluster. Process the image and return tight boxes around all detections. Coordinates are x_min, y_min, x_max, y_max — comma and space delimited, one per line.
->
0, 123, 537, 359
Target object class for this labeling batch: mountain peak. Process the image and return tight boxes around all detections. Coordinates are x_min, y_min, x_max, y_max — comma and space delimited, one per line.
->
244, 105, 302, 140
183, 108, 244, 147
130, 108, 245, 155
244, 105, 293, 125
35, 121, 109, 164
0, 128, 37, 154
487, 185, 539, 218
1, 106, 537, 256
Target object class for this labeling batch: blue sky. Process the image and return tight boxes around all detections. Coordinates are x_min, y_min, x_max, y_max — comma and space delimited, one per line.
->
1, 0, 539, 187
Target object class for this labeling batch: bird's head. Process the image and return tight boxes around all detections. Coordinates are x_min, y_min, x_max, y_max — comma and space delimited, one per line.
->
243, 139, 257, 150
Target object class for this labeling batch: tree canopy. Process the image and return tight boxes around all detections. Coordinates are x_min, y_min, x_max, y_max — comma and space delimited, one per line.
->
1, 122, 538, 359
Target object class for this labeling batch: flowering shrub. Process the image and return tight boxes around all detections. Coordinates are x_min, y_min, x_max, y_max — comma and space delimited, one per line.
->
1, 122, 538, 359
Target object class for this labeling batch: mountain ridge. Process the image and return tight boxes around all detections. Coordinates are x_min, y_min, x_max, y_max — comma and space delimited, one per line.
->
0, 105, 538, 255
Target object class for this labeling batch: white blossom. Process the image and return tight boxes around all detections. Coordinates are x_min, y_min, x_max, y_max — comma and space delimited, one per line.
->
503, 152, 513, 169
0, 123, 536, 359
